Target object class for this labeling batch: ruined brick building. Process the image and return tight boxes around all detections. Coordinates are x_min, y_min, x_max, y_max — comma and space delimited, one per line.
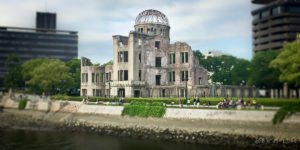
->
81, 9, 209, 98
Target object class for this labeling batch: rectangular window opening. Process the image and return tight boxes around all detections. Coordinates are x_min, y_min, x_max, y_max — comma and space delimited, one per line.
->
156, 75, 161, 85
155, 41, 160, 49
155, 57, 161, 67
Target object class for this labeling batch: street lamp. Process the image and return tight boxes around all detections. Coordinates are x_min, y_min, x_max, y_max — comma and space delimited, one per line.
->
106, 79, 113, 98
185, 77, 189, 101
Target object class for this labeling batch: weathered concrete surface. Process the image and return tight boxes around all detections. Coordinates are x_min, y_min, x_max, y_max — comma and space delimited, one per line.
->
164, 108, 300, 123
0, 109, 299, 150
2, 97, 300, 123
78, 105, 123, 115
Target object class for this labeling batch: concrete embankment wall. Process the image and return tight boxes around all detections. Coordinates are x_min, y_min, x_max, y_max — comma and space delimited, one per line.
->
2, 97, 300, 123
1, 96, 300, 149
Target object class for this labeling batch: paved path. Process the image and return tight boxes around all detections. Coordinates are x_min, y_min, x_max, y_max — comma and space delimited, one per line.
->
79, 101, 280, 110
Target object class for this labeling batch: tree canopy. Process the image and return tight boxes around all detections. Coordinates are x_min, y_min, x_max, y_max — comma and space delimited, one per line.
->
248, 50, 281, 88
66, 59, 81, 95
270, 41, 300, 88
193, 50, 250, 85
27, 59, 74, 94
4, 54, 24, 89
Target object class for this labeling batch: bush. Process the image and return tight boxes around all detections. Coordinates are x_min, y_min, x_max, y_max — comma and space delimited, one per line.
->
18, 98, 28, 110
272, 105, 300, 124
122, 101, 165, 117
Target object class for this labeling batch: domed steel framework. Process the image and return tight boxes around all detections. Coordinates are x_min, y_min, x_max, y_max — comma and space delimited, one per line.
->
135, 9, 169, 26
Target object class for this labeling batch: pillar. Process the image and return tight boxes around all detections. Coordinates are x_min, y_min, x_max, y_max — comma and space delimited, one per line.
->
271, 89, 274, 99
283, 83, 288, 98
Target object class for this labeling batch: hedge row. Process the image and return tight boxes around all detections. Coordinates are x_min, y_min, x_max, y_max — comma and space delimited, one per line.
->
122, 101, 166, 117
50, 94, 300, 106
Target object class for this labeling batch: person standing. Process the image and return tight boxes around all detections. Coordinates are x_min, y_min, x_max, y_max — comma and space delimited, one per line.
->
179, 99, 182, 108
196, 98, 200, 107
187, 99, 191, 107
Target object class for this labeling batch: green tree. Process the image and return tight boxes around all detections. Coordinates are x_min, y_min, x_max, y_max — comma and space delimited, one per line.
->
193, 50, 250, 85
27, 59, 74, 94
66, 59, 81, 95
4, 54, 24, 89
101, 60, 113, 66
270, 41, 300, 88
248, 50, 281, 88
22, 58, 48, 82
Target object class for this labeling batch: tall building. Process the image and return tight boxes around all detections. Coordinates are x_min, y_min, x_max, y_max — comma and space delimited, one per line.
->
81, 9, 209, 98
0, 12, 78, 88
251, 0, 300, 53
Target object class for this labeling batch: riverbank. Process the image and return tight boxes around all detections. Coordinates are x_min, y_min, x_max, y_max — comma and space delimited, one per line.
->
0, 108, 299, 150
1, 96, 300, 149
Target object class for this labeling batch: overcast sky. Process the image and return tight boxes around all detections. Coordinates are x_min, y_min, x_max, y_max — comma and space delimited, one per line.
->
0, 0, 258, 64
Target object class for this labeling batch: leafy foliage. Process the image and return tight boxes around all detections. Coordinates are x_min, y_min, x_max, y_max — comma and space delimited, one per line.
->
27, 59, 74, 95
248, 50, 281, 88
270, 41, 300, 88
4, 54, 24, 89
101, 60, 113, 67
66, 59, 81, 95
18, 98, 28, 110
122, 101, 166, 117
193, 50, 250, 85
272, 105, 300, 124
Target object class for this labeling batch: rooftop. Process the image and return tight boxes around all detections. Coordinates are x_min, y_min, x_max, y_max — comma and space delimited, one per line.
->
0, 26, 77, 35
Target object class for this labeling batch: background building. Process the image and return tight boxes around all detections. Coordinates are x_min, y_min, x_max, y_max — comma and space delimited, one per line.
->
0, 12, 78, 88
203, 50, 225, 59
251, 0, 300, 53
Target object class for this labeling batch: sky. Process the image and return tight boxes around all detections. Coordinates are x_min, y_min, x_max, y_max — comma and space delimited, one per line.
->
0, 0, 258, 64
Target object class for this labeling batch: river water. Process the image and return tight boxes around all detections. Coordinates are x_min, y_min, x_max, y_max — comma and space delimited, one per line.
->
0, 129, 242, 150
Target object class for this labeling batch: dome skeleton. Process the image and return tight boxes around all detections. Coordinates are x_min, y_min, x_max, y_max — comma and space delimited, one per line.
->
135, 9, 169, 26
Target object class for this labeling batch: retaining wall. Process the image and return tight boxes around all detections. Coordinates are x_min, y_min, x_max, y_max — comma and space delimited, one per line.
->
1, 97, 300, 123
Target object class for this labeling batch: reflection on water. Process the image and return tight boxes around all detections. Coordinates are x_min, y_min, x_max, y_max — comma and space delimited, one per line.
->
0, 129, 240, 150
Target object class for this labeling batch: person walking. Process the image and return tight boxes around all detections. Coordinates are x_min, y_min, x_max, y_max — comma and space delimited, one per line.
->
196, 98, 200, 107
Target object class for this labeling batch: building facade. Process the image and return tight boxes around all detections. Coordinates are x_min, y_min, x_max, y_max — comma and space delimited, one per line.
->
0, 12, 78, 88
81, 9, 209, 98
251, 0, 300, 53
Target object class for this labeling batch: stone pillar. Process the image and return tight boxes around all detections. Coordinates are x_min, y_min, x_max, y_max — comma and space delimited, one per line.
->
244, 88, 249, 98
217, 88, 221, 97
270, 89, 274, 99
227, 88, 232, 98
283, 83, 288, 98
252, 88, 257, 98
236, 89, 241, 98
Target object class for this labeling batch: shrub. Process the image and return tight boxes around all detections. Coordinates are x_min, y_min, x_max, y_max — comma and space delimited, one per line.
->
272, 105, 300, 124
122, 101, 166, 117
18, 98, 28, 110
